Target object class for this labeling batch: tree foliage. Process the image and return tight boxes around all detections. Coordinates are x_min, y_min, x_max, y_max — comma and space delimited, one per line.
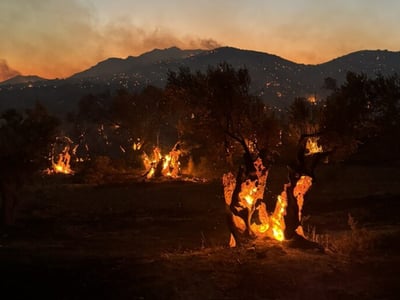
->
165, 63, 280, 171
321, 72, 400, 160
0, 103, 59, 226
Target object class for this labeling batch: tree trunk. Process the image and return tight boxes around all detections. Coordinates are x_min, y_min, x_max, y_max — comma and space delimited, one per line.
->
223, 156, 269, 246
283, 170, 301, 240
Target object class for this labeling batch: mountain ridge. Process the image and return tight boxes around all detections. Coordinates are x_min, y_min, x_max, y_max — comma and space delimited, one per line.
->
1, 46, 399, 113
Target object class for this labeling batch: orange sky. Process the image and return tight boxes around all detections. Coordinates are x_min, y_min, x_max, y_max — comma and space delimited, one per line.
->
1, 0, 399, 81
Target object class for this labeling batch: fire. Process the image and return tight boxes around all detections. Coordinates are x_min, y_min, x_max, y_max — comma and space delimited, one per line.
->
224, 158, 314, 245
143, 143, 181, 179
48, 137, 76, 175
305, 136, 323, 155
307, 94, 317, 104
52, 147, 73, 174
270, 192, 288, 242
239, 182, 258, 207
293, 175, 312, 236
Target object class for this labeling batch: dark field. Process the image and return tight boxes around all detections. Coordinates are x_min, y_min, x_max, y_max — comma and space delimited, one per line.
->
1, 163, 400, 299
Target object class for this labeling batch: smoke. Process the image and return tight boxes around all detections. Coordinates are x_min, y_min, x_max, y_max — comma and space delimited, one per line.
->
99, 23, 221, 58
0, 59, 20, 82
0, 0, 222, 78
1, 0, 399, 78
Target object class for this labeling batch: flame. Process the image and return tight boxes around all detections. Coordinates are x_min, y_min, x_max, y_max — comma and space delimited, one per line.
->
293, 175, 312, 236
305, 136, 323, 156
293, 175, 312, 220
52, 146, 73, 174
47, 136, 77, 175
133, 138, 143, 151
307, 95, 317, 104
223, 159, 314, 245
144, 143, 181, 179
229, 234, 237, 248
239, 182, 258, 207
146, 165, 155, 179
270, 192, 288, 241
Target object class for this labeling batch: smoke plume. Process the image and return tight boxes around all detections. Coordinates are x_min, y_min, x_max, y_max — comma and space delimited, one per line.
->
0, 59, 20, 82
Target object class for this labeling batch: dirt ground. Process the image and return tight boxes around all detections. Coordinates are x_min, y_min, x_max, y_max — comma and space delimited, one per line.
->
1, 163, 400, 299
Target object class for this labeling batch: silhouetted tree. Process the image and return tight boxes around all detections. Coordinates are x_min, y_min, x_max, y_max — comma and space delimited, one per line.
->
288, 97, 322, 138
321, 71, 400, 161
165, 63, 280, 173
0, 103, 59, 227
323, 77, 338, 91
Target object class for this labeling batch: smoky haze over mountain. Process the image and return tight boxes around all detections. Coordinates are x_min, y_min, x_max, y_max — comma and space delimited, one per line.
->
1, 47, 400, 115
0, 0, 222, 80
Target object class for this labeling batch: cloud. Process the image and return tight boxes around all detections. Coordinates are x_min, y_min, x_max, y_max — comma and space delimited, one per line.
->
0, 59, 20, 82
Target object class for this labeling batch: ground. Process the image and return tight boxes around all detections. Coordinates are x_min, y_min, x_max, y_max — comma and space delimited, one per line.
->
0, 163, 399, 299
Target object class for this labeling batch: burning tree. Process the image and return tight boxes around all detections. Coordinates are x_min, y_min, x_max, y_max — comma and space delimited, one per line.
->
223, 134, 328, 247
165, 63, 302, 245
166, 65, 390, 248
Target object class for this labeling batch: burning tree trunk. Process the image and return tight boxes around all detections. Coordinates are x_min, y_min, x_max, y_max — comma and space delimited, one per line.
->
223, 134, 327, 247
282, 169, 313, 240
223, 156, 269, 246
223, 134, 271, 246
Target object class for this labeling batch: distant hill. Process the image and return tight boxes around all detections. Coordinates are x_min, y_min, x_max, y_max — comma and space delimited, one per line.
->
71, 47, 204, 79
0, 75, 47, 86
1, 47, 399, 114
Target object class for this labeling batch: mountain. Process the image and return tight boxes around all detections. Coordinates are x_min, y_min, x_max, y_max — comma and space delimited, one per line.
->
1, 47, 400, 114
69, 47, 400, 107
71, 47, 204, 79
0, 75, 47, 86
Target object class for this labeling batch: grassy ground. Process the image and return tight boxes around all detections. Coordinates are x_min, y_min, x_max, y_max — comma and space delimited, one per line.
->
0, 163, 399, 299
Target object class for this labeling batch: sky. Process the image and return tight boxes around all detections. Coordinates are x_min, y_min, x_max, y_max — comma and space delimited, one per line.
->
1, 0, 399, 80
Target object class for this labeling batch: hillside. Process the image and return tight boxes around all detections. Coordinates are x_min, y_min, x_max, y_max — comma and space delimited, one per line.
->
1, 47, 399, 113
0, 75, 47, 86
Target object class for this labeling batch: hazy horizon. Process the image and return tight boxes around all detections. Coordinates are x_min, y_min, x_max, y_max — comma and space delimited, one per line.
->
1, 0, 399, 80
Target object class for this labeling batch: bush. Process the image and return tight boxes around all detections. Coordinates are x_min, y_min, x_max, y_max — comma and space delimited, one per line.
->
80, 156, 116, 184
